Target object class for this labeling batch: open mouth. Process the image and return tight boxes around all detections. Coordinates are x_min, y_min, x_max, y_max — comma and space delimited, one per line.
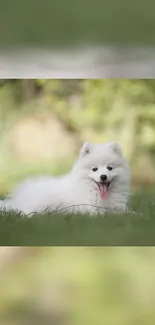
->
95, 181, 111, 199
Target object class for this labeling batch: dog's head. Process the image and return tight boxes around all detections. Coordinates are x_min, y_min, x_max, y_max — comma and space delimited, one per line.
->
73, 141, 130, 199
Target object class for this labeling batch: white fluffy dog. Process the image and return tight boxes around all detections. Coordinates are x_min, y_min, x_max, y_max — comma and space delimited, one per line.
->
0, 141, 130, 216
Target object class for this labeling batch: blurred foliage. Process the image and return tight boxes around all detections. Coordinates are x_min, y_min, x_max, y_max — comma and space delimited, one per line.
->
1, 247, 155, 325
0, 79, 155, 193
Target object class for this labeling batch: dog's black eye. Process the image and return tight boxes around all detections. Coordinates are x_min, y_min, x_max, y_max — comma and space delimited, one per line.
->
107, 166, 112, 171
92, 167, 98, 172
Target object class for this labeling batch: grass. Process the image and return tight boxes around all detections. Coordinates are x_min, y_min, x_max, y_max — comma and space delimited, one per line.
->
0, 188, 155, 245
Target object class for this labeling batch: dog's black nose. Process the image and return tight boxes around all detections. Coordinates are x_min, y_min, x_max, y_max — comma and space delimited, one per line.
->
100, 174, 107, 182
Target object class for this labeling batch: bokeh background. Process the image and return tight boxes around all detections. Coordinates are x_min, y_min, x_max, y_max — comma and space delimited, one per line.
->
1, 247, 155, 325
0, 0, 154, 48
0, 0, 155, 77
0, 79, 155, 195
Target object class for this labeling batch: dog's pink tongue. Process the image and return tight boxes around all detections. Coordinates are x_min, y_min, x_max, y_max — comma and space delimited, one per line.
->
100, 183, 109, 199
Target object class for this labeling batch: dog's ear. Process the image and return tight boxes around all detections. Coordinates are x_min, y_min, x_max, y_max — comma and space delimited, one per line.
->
80, 142, 92, 158
108, 141, 122, 156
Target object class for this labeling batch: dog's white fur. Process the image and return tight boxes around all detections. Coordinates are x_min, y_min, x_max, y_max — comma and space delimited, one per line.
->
0, 141, 130, 216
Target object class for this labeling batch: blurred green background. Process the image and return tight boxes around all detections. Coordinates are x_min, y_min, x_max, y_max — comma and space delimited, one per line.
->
0, 0, 155, 47
1, 247, 155, 325
0, 79, 155, 195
